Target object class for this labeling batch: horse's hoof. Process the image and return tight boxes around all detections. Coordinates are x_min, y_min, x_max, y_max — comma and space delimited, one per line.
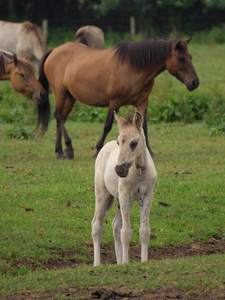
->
57, 153, 66, 160
65, 150, 74, 159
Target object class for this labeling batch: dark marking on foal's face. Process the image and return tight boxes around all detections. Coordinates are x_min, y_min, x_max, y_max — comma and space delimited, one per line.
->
130, 140, 138, 151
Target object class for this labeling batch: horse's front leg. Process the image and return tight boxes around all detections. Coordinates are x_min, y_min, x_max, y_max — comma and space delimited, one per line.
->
139, 191, 153, 262
120, 193, 133, 264
94, 104, 119, 158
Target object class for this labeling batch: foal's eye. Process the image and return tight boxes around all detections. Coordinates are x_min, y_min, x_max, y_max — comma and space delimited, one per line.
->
130, 141, 138, 150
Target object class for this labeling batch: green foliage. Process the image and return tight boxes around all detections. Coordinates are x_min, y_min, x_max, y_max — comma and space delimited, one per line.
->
70, 104, 108, 123
148, 93, 211, 124
194, 27, 225, 45
205, 96, 225, 135
6, 125, 35, 140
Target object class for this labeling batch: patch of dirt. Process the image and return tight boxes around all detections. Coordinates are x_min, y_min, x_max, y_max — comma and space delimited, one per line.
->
8, 238, 225, 272
3, 286, 225, 299
3, 238, 225, 299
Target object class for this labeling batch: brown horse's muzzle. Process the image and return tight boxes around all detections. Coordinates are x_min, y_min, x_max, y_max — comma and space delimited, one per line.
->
186, 78, 199, 91
34, 91, 48, 104
115, 162, 131, 178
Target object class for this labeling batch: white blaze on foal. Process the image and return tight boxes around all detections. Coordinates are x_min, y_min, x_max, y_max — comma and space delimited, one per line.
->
92, 111, 157, 266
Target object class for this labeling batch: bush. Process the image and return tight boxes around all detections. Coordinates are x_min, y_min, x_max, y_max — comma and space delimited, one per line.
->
147, 93, 211, 124
204, 96, 225, 135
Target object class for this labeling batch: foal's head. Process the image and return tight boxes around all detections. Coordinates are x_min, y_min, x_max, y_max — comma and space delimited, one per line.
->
115, 112, 146, 178
166, 37, 199, 91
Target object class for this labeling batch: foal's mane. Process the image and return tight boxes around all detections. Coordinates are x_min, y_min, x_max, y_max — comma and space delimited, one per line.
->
0, 50, 35, 75
114, 38, 179, 69
22, 21, 46, 51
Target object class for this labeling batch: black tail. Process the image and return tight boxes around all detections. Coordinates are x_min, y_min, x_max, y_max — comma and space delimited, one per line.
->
33, 49, 53, 137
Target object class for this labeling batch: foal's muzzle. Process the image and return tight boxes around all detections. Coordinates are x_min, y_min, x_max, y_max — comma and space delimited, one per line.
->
115, 162, 131, 178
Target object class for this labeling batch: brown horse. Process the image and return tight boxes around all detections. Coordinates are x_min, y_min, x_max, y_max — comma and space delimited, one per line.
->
38, 38, 199, 159
73, 26, 105, 49
0, 50, 49, 135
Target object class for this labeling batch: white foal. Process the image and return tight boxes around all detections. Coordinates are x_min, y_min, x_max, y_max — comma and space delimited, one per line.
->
92, 111, 157, 266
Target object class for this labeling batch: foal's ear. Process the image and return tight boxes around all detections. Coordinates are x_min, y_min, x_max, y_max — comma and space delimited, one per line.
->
134, 111, 143, 130
114, 111, 125, 129
24, 53, 30, 60
13, 54, 18, 66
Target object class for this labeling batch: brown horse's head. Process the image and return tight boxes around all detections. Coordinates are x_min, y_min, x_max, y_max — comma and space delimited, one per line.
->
9, 54, 47, 104
166, 38, 199, 91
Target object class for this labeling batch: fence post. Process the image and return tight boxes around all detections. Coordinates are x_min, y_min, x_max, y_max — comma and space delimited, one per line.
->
130, 16, 136, 40
42, 19, 48, 42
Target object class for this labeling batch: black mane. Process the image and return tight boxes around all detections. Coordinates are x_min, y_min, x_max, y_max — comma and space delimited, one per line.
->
114, 39, 179, 69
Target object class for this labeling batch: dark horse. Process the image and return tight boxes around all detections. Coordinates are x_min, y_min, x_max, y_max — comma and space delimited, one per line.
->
38, 37, 199, 159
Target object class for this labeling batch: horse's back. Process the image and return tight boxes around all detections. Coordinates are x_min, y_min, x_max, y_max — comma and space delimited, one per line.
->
0, 21, 22, 53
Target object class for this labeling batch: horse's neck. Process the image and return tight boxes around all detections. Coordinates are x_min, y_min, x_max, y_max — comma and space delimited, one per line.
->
146, 61, 166, 81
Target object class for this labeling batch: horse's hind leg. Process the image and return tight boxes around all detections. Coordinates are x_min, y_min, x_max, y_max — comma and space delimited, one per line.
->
112, 206, 123, 264
54, 94, 75, 160
61, 96, 76, 159
54, 109, 64, 159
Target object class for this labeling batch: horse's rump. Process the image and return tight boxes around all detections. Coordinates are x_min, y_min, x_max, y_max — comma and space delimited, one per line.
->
74, 26, 105, 49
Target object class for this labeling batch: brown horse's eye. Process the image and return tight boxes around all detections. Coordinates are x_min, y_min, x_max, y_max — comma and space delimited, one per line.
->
19, 73, 25, 78
178, 57, 185, 63
130, 141, 138, 150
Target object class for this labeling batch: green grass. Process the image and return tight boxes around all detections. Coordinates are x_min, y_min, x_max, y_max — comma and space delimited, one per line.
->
0, 120, 224, 296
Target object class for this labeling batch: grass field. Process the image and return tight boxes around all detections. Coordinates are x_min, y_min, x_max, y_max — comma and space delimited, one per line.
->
0, 39, 225, 298
0, 120, 224, 298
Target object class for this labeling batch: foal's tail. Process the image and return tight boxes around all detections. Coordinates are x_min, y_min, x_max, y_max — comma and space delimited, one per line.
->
33, 49, 53, 137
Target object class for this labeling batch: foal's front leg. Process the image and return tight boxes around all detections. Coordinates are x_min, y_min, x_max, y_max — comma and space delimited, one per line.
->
139, 191, 153, 262
120, 193, 133, 264
112, 208, 123, 264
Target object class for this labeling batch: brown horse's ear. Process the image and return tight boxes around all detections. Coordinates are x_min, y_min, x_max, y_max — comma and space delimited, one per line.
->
185, 37, 193, 44
24, 53, 30, 60
13, 54, 18, 66
134, 111, 143, 131
173, 40, 183, 51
